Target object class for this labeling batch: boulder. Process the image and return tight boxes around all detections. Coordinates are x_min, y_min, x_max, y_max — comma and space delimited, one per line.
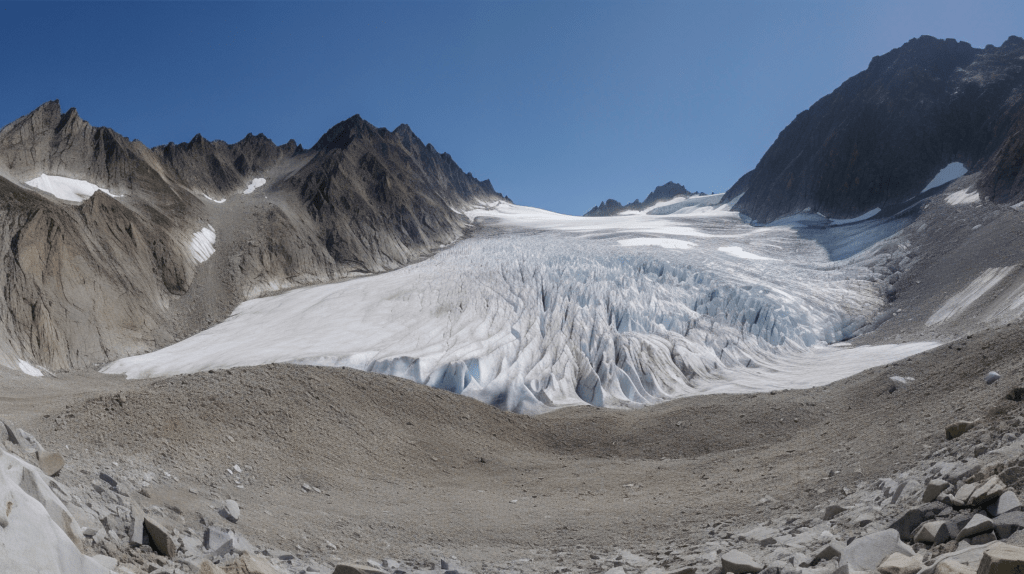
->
825, 505, 849, 520
200, 561, 228, 574
224, 499, 240, 523
924, 480, 952, 503
937, 515, 974, 545
934, 560, 976, 574
332, 565, 387, 574
840, 529, 915, 572
144, 516, 177, 558
992, 511, 1024, 539
35, 450, 64, 477
978, 542, 1024, 574
947, 421, 976, 440
878, 552, 925, 574
129, 501, 145, 547
812, 542, 845, 564
968, 477, 1009, 507
955, 514, 994, 542
890, 508, 928, 541
222, 553, 286, 574
721, 549, 763, 574
989, 492, 1023, 517
738, 526, 778, 546
920, 542, 1003, 574
914, 521, 944, 544
986, 372, 1002, 384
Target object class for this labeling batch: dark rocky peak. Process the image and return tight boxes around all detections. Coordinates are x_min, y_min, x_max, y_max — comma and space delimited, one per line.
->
312, 114, 375, 151
724, 35, 1024, 222
393, 123, 425, 153
584, 181, 696, 216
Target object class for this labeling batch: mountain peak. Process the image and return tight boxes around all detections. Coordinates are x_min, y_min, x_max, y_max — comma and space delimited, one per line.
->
312, 114, 375, 151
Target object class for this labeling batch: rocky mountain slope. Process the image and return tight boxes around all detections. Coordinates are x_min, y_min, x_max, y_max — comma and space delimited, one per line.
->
585, 181, 696, 216
0, 102, 501, 372
724, 35, 1024, 223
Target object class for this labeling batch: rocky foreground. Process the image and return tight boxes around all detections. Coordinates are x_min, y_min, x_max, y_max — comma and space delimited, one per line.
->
7, 351, 1024, 574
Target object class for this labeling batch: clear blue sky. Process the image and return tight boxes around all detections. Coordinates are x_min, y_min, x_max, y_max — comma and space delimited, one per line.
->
1, 1, 1020, 215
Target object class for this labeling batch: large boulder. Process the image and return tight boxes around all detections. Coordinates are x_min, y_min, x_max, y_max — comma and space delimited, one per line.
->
840, 529, 915, 572
978, 542, 1024, 574
721, 550, 763, 574
878, 552, 925, 574
0, 451, 113, 573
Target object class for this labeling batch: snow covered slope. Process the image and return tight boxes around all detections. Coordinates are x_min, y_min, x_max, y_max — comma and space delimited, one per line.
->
105, 197, 933, 413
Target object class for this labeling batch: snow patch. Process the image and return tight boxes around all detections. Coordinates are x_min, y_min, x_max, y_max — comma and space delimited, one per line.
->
922, 162, 968, 193
618, 237, 695, 250
189, 226, 216, 264
17, 360, 43, 377
946, 187, 980, 206
202, 193, 227, 204
927, 266, 1017, 326
831, 208, 881, 226
24, 174, 120, 203
242, 178, 267, 194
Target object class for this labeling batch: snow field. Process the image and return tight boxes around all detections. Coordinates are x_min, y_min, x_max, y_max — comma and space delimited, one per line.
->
24, 174, 120, 203
106, 198, 928, 414
923, 162, 968, 193
946, 187, 980, 206
927, 266, 1022, 326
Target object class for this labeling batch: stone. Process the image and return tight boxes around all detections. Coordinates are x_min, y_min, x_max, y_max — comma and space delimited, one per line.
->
978, 542, 1024, 574
938, 515, 974, 545
92, 555, 118, 569
738, 526, 778, 546
989, 492, 1023, 517
853, 513, 875, 527
878, 552, 925, 574
143, 516, 177, 558
947, 421, 976, 440
890, 508, 928, 541
1006, 389, 1024, 402
972, 532, 999, 545
98, 471, 118, 491
914, 521, 944, 544
969, 477, 1009, 507
200, 561, 228, 574
331, 565, 387, 574
222, 553, 286, 574
986, 372, 1002, 384
824, 505, 848, 520
129, 501, 145, 547
934, 560, 975, 574
992, 511, 1024, 539
224, 499, 240, 523
35, 450, 64, 476
721, 550, 763, 574
956, 514, 994, 542
811, 542, 845, 564
839, 529, 915, 572
205, 527, 235, 557
924, 480, 952, 503
920, 542, 1003, 574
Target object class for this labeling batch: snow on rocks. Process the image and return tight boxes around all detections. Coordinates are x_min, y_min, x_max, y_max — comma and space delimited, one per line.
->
105, 200, 937, 413
189, 226, 217, 264
24, 174, 121, 203
242, 178, 267, 194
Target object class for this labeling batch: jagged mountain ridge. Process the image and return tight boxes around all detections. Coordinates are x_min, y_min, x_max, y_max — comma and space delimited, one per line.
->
724, 35, 1024, 222
584, 181, 695, 216
0, 101, 502, 371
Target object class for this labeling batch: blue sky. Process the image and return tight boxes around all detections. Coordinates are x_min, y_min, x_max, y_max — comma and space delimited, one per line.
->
1, 1, 1021, 215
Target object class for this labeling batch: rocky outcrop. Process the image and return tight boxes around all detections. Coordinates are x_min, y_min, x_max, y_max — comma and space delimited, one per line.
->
724, 36, 1024, 222
0, 102, 502, 371
584, 181, 695, 216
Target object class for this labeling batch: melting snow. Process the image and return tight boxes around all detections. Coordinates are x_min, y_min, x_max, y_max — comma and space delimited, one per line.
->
242, 178, 267, 194
927, 266, 1017, 326
617, 237, 695, 250
718, 246, 778, 261
202, 193, 227, 204
922, 162, 968, 193
24, 174, 120, 203
17, 360, 43, 377
106, 197, 933, 414
946, 187, 980, 206
189, 226, 216, 264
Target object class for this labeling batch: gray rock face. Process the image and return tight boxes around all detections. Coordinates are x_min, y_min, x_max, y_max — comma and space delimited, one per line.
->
0, 102, 503, 371
720, 549, 762, 574
723, 35, 1024, 222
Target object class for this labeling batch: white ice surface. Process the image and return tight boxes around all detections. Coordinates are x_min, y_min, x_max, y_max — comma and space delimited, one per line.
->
618, 237, 695, 250
922, 162, 968, 193
24, 174, 119, 203
718, 246, 778, 261
106, 198, 934, 414
946, 187, 980, 206
189, 226, 216, 264
927, 266, 1017, 326
17, 360, 43, 377
242, 178, 266, 194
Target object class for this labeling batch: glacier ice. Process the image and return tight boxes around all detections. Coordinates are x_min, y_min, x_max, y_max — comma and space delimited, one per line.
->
189, 226, 217, 264
105, 198, 932, 413
922, 162, 968, 193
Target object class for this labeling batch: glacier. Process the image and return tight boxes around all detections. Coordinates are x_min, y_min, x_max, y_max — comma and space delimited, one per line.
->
104, 196, 935, 413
